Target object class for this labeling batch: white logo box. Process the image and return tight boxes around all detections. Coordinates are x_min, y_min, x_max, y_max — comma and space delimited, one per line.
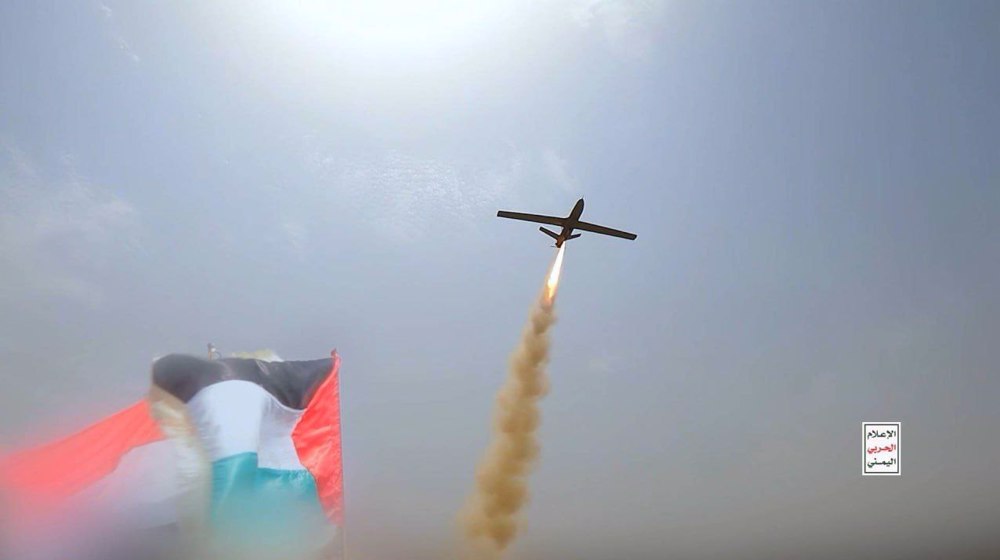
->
863, 422, 900, 476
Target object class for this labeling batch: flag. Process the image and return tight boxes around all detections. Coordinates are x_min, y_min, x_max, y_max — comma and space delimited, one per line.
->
1, 350, 344, 560
151, 350, 344, 557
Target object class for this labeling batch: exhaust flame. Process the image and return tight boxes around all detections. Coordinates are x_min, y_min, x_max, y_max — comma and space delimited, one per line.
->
459, 249, 564, 560
545, 245, 566, 303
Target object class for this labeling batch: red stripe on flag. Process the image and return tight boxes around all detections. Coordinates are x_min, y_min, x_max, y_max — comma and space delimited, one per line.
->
0, 400, 164, 504
293, 351, 344, 525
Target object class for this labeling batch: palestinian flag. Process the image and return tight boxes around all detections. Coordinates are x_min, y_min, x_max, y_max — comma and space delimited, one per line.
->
1, 351, 344, 560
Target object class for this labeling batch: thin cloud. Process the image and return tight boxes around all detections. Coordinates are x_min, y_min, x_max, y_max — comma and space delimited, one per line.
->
570, 0, 666, 59
300, 140, 594, 245
281, 220, 308, 260
0, 144, 140, 307
542, 148, 578, 193
305, 144, 524, 244
96, 2, 140, 63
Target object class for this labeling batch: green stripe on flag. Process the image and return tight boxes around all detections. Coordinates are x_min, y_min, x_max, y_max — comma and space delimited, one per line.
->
210, 452, 328, 550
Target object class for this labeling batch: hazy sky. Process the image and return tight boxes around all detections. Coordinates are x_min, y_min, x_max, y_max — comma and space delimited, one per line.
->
1, 1, 999, 559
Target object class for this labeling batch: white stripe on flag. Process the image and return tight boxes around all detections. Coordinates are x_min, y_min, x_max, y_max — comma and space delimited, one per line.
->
185, 380, 308, 469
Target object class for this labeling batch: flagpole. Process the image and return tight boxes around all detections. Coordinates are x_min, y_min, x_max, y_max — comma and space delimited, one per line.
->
341, 525, 347, 560
336, 349, 346, 560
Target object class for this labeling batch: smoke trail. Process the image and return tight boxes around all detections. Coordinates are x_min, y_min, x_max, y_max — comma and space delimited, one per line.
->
459, 248, 564, 560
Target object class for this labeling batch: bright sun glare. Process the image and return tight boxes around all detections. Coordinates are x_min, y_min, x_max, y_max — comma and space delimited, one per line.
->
279, 0, 497, 50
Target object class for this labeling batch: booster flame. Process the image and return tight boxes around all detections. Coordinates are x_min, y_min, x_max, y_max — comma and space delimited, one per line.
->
545, 246, 566, 303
